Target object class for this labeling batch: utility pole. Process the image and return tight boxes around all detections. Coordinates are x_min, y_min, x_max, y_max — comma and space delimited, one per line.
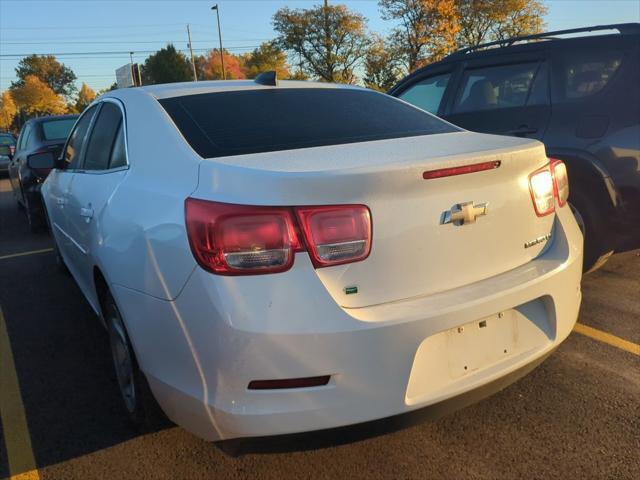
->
187, 24, 198, 81
211, 4, 226, 80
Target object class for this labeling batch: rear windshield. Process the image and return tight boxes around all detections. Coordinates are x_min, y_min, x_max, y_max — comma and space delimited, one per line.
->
159, 88, 458, 158
42, 118, 77, 141
0, 135, 15, 145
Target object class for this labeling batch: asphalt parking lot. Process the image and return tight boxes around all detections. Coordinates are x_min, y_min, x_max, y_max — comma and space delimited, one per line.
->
0, 176, 638, 480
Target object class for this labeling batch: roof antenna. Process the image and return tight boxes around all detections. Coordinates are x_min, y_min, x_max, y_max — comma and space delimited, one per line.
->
254, 70, 278, 86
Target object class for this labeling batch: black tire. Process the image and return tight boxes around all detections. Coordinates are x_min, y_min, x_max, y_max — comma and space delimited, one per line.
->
568, 187, 610, 272
23, 192, 45, 233
102, 291, 168, 430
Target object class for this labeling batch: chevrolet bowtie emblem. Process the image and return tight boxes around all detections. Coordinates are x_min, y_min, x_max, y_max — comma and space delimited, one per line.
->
441, 201, 488, 226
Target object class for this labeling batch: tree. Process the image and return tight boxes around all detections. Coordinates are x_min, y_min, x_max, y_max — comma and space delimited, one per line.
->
142, 44, 192, 85
11, 54, 77, 97
273, 3, 370, 83
10, 75, 66, 117
379, 0, 460, 71
196, 50, 246, 80
364, 37, 403, 91
74, 82, 96, 113
0, 91, 17, 130
97, 83, 118, 96
242, 42, 290, 79
456, 0, 547, 47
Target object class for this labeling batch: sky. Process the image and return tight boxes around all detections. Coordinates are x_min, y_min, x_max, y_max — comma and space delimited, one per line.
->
1, 0, 639, 94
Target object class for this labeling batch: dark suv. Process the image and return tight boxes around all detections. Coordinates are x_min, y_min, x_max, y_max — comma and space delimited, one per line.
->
389, 24, 640, 271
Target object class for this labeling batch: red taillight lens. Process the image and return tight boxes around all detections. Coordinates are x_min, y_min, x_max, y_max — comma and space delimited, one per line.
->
550, 158, 569, 207
185, 199, 372, 275
185, 199, 301, 275
295, 205, 372, 267
529, 164, 555, 217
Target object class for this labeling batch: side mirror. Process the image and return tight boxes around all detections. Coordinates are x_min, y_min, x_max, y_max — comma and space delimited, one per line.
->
27, 151, 56, 170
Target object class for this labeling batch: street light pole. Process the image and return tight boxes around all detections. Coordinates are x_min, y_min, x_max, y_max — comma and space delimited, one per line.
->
187, 24, 198, 81
211, 4, 226, 80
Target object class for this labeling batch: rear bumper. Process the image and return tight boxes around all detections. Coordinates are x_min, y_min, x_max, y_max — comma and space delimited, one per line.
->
113, 206, 583, 441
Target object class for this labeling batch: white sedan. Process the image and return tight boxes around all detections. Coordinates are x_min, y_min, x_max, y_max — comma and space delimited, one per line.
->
41, 75, 583, 442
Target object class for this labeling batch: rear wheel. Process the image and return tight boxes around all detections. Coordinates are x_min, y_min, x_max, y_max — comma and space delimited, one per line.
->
568, 187, 613, 272
103, 291, 167, 429
23, 191, 45, 233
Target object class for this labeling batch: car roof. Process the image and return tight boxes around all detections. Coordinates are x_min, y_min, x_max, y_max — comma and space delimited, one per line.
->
103, 79, 363, 101
421, 23, 639, 68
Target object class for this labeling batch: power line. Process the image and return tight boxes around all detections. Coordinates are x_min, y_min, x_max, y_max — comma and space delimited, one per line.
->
0, 46, 261, 58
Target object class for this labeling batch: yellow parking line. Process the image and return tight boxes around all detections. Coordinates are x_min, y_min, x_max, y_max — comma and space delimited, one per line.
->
574, 322, 640, 356
0, 307, 40, 480
0, 248, 53, 262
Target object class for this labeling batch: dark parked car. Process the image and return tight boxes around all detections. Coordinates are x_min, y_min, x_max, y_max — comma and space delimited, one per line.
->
9, 114, 78, 231
0, 133, 16, 175
389, 23, 640, 271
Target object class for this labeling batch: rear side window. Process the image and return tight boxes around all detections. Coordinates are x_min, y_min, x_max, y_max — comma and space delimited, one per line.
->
160, 88, 458, 159
398, 73, 451, 114
454, 63, 543, 113
83, 102, 123, 171
64, 105, 98, 169
109, 124, 127, 169
42, 118, 77, 141
563, 50, 622, 99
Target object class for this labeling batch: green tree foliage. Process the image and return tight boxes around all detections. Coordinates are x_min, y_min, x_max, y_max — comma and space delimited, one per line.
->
456, 0, 547, 47
0, 91, 17, 131
196, 50, 246, 80
379, 0, 460, 72
11, 54, 77, 97
273, 3, 370, 83
74, 82, 97, 113
242, 42, 290, 79
142, 44, 192, 85
364, 36, 403, 91
10, 75, 67, 117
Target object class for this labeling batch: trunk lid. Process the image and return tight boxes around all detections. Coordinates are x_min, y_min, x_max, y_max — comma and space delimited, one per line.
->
195, 131, 555, 308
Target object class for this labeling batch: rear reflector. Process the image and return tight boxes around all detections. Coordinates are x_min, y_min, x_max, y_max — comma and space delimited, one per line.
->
248, 375, 331, 390
295, 205, 372, 268
423, 160, 501, 179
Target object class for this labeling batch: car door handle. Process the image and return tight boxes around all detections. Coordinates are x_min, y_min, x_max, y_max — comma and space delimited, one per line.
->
56, 197, 67, 206
507, 125, 538, 136
80, 206, 94, 220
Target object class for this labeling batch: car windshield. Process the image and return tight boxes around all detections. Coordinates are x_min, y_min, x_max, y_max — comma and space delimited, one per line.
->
42, 118, 77, 141
159, 88, 458, 159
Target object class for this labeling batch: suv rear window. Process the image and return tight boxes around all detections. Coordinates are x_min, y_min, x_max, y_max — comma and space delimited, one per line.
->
159, 88, 458, 159
42, 118, 77, 141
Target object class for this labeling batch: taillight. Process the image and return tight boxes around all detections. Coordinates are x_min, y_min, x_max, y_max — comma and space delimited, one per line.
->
185, 199, 302, 275
295, 205, 372, 268
529, 164, 555, 217
528, 160, 570, 216
185, 199, 372, 275
9, 145, 15, 156
550, 158, 569, 207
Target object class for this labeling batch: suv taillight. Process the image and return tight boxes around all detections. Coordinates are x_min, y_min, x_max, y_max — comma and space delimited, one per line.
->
185, 199, 372, 275
529, 159, 570, 216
